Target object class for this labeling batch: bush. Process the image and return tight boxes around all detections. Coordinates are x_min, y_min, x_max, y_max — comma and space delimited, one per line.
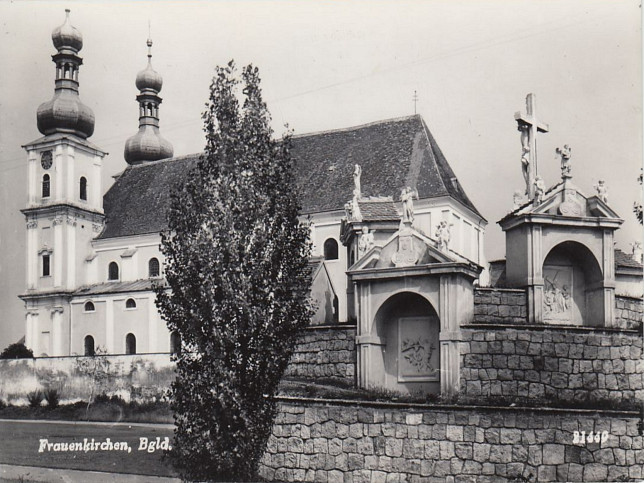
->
44, 389, 60, 409
27, 390, 43, 408
0, 343, 33, 359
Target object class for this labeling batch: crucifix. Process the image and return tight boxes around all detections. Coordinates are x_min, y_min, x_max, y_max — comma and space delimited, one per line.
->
515, 93, 549, 199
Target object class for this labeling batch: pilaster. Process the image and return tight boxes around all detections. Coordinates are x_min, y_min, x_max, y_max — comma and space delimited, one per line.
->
105, 299, 114, 353
51, 306, 64, 356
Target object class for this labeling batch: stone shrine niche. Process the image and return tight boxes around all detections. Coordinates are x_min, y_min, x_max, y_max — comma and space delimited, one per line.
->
372, 292, 440, 394
542, 241, 603, 326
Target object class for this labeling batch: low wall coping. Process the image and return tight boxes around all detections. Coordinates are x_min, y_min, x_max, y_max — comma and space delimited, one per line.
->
274, 395, 639, 417
462, 323, 640, 335
302, 324, 357, 331
474, 287, 526, 294
615, 294, 644, 302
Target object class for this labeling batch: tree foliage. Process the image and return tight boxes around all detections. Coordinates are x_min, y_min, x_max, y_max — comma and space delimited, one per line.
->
156, 61, 312, 482
634, 168, 643, 225
0, 342, 33, 359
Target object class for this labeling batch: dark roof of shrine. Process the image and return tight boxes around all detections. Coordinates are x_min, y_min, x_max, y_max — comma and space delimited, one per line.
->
614, 249, 643, 270
98, 115, 482, 240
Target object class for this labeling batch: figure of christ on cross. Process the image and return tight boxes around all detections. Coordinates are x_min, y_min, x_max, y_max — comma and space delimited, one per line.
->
515, 93, 549, 199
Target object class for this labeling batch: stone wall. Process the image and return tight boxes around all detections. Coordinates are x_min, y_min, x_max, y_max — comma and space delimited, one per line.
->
473, 288, 527, 324
615, 295, 643, 330
260, 398, 642, 482
460, 327, 643, 405
286, 325, 357, 383
0, 353, 174, 404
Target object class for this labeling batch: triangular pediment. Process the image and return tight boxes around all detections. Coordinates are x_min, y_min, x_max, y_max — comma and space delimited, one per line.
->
349, 225, 469, 271
505, 180, 621, 221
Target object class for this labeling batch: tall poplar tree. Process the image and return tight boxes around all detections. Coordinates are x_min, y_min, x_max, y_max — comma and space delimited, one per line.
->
156, 61, 312, 482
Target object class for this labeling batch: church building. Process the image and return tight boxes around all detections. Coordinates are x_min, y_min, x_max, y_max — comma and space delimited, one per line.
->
19, 12, 641, 397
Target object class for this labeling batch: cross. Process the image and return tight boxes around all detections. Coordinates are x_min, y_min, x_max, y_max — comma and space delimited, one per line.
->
515, 93, 549, 199
412, 90, 419, 115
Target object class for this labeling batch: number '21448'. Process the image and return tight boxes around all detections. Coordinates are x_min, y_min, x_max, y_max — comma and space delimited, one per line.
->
573, 431, 609, 444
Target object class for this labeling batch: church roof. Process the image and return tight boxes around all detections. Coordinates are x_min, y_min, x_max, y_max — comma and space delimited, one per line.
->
99, 115, 482, 240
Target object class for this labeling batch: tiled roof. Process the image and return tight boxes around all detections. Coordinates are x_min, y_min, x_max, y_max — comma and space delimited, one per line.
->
74, 279, 156, 296
615, 249, 643, 270
358, 199, 399, 221
99, 115, 483, 240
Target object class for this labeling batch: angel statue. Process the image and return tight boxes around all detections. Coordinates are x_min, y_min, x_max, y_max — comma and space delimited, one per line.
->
556, 145, 572, 179
594, 179, 608, 204
534, 176, 546, 204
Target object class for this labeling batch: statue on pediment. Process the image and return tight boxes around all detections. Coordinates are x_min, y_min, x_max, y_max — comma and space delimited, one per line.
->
435, 220, 452, 252
556, 145, 572, 179
353, 164, 362, 199
631, 241, 643, 264
534, 176, 546, 204
358, 227, 375, 256
594, 179, 608, 204
401, 186, 418, 224
512, 190, 524, 211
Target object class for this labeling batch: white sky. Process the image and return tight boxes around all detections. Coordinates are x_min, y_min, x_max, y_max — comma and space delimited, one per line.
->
0, 0, 641, 349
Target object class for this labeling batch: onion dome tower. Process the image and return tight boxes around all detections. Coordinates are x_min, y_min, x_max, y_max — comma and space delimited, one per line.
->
36, 9, 95, 139
124, 38, 174, 164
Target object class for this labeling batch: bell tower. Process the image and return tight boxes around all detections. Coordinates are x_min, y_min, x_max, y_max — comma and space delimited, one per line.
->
20, 10, 107, 356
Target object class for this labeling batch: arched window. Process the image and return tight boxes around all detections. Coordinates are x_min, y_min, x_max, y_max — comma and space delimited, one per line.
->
84, 335, 95, 356
84, 301, 95, 312
148, 258, 160, 278
42, 174, 50, 198
125, 333, 136, 355
125, 298, 137, 309
323, 238, 339, 260
108, 262, 119, 281
79, 177, 87, 201
170, 332, 181, 355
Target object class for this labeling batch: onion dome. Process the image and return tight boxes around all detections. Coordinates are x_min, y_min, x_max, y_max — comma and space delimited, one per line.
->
124, 38, 174, 165
36, 9, 95, 139
135, 40, 163, 92
52, 9, 83, 53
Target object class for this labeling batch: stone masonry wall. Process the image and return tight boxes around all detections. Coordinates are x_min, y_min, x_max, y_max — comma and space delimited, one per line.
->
460, 327, 643, 405
285, 325, 357, 383
615, 295, 643, 330
259, 399, 642, 482
473, 288, 527, 324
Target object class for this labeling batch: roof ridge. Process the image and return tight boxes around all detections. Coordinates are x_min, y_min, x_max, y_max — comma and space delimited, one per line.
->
291, 114, 421, 140
124, 152, 201, 170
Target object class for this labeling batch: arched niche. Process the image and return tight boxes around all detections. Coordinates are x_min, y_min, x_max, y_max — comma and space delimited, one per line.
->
542, 241, 604, 326
371, 292, 440, 394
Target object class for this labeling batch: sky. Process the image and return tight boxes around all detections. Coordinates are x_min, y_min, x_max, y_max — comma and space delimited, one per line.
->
0, 0, 641, 350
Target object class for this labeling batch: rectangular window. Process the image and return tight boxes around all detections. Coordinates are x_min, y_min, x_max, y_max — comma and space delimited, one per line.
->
42, 254, 50, 277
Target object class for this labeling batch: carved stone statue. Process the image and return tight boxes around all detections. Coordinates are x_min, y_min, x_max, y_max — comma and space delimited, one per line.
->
594, 179, 608, 204
401, 186, 418, 224
358, 226, 375, 256
435, 220, 452, 252
512, 190, 524, 211
556, 145, 572, 179
631, 241, 643, 264
353, 164, 362, 199
518, 123, 531, 193
533, 176, 546, 204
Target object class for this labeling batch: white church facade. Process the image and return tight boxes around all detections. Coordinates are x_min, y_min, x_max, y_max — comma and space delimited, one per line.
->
19, 12, 641, 397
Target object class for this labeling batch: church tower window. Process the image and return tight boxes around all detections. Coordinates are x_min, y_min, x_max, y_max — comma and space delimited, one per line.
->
84, 301, 95, 312
148, 257, 160, 277
42, 174, 51, 198
324, 238, 339, 260
108, 262, 119, 281
125, 333, 136, 355
84, 335, 95, 356
125, 298, 137, 309
79, 177, 87, 201
42, 254, 51, 277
